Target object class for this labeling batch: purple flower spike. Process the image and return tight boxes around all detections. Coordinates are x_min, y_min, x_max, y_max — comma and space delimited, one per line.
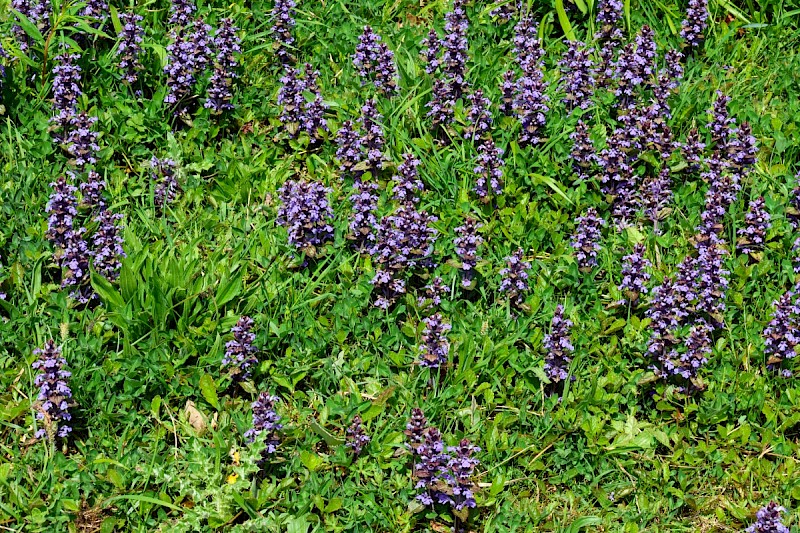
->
790, 173, 800, 230
642, 167, 673, 231
426, 78, 456, 131
168, 0, 196, 27
12, 1, 51, 50
335, 120, 363, 176
64, 112, 99, 170
594, 0, 624, 84
512, 16, 549, 147
359, 98, 386, 172
117, 12, 144, 84
418, 312, 452, 368
277, 64, 328, 140
205, 18, 242, 113
474, 140, 505, 200
61, 228, 92, 303
680, 0, 708, 49
392, 153, 424, 204
746, 503, 790, 533
270, 0, 296, 64
244, 392, 282, 454
417, 277, 450, 309
544, 304, 574, 384
348, 179, 379, 250
80, 171, 106, 210
421, 29, 441, 75
412, 427, 448, 507
454, 217, 483, 287
370, 204, 439, 273
345, 415, 370, 455
499, 248, 531, 305
32, 340, 73, 439
151, 157, 180, 210
499, 70, 516, 116
618, 243, 652, 303
613, 25, 657, 108
465, 89, 493, 144
763, 290, 800, 376
90, 208, 126, 282
353, 26, 398, 95
46, 176, 79, 250
405, 408, 428, 451
709, 91, 735, 149
682, 128, 706, 172
222, 316, 258, 381
277, 179, 334, 255
50, 52, 82, 139
792, 237, 800, 274
737, 197, 771, 255
570, 120, 595, 181
559, 40, 596, 112
570, 208, 605, 271
439, 0, 469, 100
164, 20, 213, 111
443, 439, 480, 511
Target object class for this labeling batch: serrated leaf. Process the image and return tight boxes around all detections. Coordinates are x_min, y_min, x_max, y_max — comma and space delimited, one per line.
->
198, 374, 219, 409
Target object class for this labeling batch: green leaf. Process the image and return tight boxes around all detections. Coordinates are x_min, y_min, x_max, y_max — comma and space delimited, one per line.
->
91, 272, 126, 310
300, 450, 324, 472
109, 4, 122, 35
11, 10, 44, 45
324, 497, 343, 514
215, 274, 241, 308
555, 0, 576, 41
309, 418, 345, 446
198, 374, 219, 409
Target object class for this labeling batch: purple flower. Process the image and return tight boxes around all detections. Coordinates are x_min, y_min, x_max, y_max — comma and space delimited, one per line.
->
499, 70, 515, 116
80, 0, 108, 24
613, 25, 657, 108
421, 29, 441, 75
763, 290, 800, 376
277, 64, 328, 140
151, 157, 180, 210
61, 227, 92, 303
244, 392, 282, 454
544, 304, 574, 383
335, 120, 363, 175
682, 127, 706, 172
680, 0, 708, 49
512, 17, 549, 147
708, 91, 735, 149
205, 18, 241, 112
439, 0, 469, 100
618, 243, 651, 303
12, 1, 51, 50
168, 0, 196, 27
453, 217, 483, 287
50, 52, 82, 139
276, 179, 334, 254
80, 170, 106, 208
417, 277, 450, 309
725, 121, 758, 187
465, 89, 493, 144
405, 408, 428, 451
32, 340, 73, 439
594, 0, 624, 84
418, 312, 452, 368
270, 0, 296, 64
90, 208, 125, 282
222, 316, 258, 381
596, 127, 637, 225
737, 197, 771, 255
345, 415, 370, 455
353, 26, 398, 95
164, 20, 213, 110
570, 208, 605, 271
659, 318, 713, 381
46, 176, 79, 249
474, 139, 505, 200
348, 178, 379, 250
693, 230, 730, 326
642, 167, 673, 231
411, 426, 449, 507
392, 152, 423, 204
426, 78, 456, 131
499, 248, 531, 304
570, 120, 595, 181
116, 12, 144, 84
64, 112, 99, 170
443, 439, 480, 511
793, 237, 800, 274
370, 204, 438, 273
359, 98, 385, 171
746, 503, 790, 533
559, 40, 596, 112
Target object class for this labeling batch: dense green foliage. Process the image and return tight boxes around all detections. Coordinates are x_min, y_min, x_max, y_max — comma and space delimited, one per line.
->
2, 0, 800, 531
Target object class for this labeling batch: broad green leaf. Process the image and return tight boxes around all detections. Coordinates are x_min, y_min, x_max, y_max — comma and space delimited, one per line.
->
555, 0, 576, 41
11, 10, 44, 45
198, 374, 219, 409
299, 450, 324, 472
91, 272, 126, 310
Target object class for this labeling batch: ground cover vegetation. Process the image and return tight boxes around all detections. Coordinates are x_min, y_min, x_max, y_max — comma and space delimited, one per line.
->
1, 0, 800, 531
